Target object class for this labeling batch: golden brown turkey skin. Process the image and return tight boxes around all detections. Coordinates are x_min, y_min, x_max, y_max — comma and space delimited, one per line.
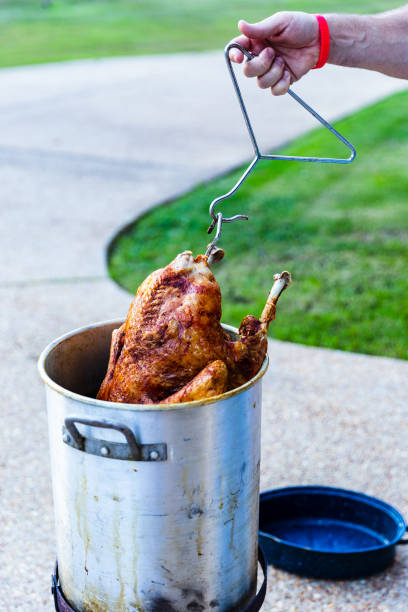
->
160, 360, 228, 404
97, 251, 290, 404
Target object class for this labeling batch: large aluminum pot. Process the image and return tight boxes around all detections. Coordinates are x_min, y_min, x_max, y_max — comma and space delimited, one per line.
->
38, 319, 268, 612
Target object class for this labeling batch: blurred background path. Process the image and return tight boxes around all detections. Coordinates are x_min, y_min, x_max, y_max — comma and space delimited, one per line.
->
1, 52, 407, 610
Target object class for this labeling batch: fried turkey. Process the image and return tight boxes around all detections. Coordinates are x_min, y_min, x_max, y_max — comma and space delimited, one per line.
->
97, 251, 290, 404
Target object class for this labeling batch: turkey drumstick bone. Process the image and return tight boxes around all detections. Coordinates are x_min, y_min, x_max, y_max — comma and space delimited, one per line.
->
261, 271, 292, 328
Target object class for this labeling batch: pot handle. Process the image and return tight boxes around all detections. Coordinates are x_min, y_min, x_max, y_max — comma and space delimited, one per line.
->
397, 527, 408, 545
62, 416, 167, 462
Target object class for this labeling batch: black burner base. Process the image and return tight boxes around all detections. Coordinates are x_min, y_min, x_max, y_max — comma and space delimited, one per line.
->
52, 547, 267, 612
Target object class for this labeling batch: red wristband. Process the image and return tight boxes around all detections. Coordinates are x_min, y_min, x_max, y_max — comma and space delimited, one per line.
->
313, 15, 330, 69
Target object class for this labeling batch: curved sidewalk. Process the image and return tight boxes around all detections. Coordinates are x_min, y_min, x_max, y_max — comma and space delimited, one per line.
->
0, 52, 407, 611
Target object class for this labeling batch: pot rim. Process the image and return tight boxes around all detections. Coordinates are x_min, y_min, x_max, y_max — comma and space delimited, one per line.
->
38, 318, 269, 412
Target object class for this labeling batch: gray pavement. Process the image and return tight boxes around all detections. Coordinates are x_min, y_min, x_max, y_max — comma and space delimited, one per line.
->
0, 52, 407, 611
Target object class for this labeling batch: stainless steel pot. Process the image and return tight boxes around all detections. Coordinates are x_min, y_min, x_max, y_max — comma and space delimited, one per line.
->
38, 320, 268, 612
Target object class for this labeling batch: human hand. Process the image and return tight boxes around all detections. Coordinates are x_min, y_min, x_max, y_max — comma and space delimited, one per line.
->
230, 12, 321, 95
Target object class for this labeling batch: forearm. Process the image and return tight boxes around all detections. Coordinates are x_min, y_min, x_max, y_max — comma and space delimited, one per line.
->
325, 6, 408, 78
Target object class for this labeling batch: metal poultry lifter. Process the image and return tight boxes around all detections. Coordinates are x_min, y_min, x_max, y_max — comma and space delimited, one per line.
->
206, 42, 356, 258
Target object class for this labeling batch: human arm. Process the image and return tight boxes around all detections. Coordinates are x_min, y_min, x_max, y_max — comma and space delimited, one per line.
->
230, 6, 408, 95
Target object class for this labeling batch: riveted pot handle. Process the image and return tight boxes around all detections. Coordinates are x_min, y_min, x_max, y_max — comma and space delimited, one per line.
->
62, 417, 167, 462
397, 526, 408, 545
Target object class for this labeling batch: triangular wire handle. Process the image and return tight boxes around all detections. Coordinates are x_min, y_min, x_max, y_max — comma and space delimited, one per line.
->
205, 43, 356, 257
226, 42, 356, 164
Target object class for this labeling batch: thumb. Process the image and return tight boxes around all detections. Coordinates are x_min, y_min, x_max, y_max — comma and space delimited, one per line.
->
238, 15, 288, 40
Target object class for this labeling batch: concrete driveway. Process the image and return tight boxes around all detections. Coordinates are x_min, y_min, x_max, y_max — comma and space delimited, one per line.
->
0, 52, 407, 611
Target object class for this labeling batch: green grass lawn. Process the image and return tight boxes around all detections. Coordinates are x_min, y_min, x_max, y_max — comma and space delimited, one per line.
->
0, 0, 402, 68
109, 91, 408, 360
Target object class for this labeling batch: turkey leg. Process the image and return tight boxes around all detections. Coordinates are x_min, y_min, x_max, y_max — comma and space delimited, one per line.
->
160, 360, 228, 404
